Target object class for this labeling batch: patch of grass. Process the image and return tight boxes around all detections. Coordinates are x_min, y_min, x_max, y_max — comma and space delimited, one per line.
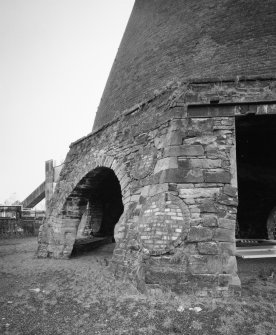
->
1, 238, 276, 335
191, 320, 203, 330
255, 321, 276, 335
216, 309, 247, 335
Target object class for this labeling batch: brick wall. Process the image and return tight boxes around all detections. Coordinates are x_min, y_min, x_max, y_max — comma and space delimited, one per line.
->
93, 0, 276, 130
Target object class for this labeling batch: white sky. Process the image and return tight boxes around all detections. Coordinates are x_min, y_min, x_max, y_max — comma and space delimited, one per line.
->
0, 0, 135, 204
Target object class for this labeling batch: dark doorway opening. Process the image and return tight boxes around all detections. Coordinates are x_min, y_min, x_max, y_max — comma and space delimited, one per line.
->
236, 114, 276, 239
87, 167, 124, 238
71, 167, 124, 255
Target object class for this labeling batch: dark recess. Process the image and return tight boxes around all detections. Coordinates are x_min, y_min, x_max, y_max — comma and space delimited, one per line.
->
236, 114, 276, 238
71, 167, 124, 255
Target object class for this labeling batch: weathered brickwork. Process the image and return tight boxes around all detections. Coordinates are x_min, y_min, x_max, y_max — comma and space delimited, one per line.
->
38, 78, 276, 295
138, 193, 190, 255
94, 0, 276, 129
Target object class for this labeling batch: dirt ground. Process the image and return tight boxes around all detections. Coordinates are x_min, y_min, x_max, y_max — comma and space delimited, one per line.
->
0, 237, 276, 335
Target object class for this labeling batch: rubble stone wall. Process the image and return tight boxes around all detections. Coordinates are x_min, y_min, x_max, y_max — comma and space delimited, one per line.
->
38, 78, 276, 295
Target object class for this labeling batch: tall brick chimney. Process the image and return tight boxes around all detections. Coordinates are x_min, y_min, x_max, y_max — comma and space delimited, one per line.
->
93, 0, 276, 130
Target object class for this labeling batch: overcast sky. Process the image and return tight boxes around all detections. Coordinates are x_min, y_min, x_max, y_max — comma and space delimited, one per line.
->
0, 0, 135, 205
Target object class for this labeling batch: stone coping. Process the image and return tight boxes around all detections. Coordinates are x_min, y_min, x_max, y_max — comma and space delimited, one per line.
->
70, 76, 276, 149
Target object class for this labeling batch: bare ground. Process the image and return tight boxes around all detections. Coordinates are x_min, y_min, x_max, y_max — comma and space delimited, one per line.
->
0, 237, 276, 335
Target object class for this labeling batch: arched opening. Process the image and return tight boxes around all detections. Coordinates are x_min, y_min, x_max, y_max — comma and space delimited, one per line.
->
69, 167, 124, 254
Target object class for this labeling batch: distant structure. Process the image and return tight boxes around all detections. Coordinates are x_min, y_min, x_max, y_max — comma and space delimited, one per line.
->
38, 0, 276, 295
22, 160, 63, 211
0, 205, 44, 237
0, 160, 63, 238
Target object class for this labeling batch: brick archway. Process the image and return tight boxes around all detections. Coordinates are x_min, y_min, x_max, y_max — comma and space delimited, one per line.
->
38, 153, 130, 259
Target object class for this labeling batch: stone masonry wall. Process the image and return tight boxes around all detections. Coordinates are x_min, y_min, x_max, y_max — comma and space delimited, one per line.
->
38, 78, 276, 295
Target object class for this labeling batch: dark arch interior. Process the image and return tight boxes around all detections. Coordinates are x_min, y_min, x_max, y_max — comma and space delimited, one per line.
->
70, 167, 124, 246
236, 114, 276, 239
